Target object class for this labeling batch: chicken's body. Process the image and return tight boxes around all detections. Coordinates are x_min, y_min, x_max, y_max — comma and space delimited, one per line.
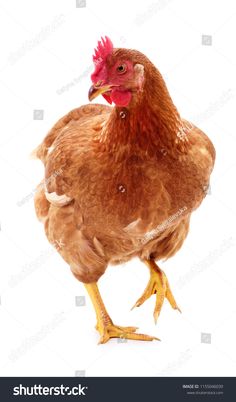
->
34, 39, 215, 342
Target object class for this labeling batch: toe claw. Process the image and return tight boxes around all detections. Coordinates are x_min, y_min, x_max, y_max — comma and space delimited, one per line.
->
131, 302, 141, 311
154, 311, 159, 325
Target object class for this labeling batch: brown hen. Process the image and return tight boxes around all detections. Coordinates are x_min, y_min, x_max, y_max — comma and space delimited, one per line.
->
33, 37, 215, 343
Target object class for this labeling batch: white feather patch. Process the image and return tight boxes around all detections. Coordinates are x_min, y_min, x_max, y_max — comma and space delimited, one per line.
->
45, 190, 72, 206
47, 146, 54, 155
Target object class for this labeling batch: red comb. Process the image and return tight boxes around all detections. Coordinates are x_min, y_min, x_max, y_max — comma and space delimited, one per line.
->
93, 36, 113, 64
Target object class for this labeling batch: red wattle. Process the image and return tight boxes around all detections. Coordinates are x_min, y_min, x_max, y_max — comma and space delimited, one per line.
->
110, 90, 132, 107
102, 93, 112, 104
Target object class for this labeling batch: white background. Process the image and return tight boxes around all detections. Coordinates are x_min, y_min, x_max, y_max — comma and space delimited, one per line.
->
0, 0, 236, 377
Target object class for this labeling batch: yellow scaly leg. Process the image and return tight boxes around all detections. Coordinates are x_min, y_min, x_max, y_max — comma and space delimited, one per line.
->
132, 259, 181, 323
85, 282, 159, 344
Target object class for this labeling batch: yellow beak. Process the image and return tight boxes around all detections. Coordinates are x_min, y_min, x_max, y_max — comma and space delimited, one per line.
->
88, 84, 113, 101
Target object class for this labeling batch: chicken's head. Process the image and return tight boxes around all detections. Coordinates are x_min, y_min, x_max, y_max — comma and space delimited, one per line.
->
88, 36, 145, 107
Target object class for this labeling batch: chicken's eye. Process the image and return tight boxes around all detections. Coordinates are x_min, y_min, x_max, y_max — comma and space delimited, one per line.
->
116, 64, 127, 74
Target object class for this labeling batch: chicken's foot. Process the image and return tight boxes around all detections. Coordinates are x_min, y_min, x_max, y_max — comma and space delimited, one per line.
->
132, 259, 181, 323
85, 282, 159, 344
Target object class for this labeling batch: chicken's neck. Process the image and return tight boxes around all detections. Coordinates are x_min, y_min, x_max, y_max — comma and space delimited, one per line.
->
98, 70, 190, 159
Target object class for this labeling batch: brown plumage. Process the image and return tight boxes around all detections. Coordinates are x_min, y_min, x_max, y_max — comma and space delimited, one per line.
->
33, 39, 215, 343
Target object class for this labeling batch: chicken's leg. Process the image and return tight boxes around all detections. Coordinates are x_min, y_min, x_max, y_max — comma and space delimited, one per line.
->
132, 259, 181, 323
85, 282, 159, 343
